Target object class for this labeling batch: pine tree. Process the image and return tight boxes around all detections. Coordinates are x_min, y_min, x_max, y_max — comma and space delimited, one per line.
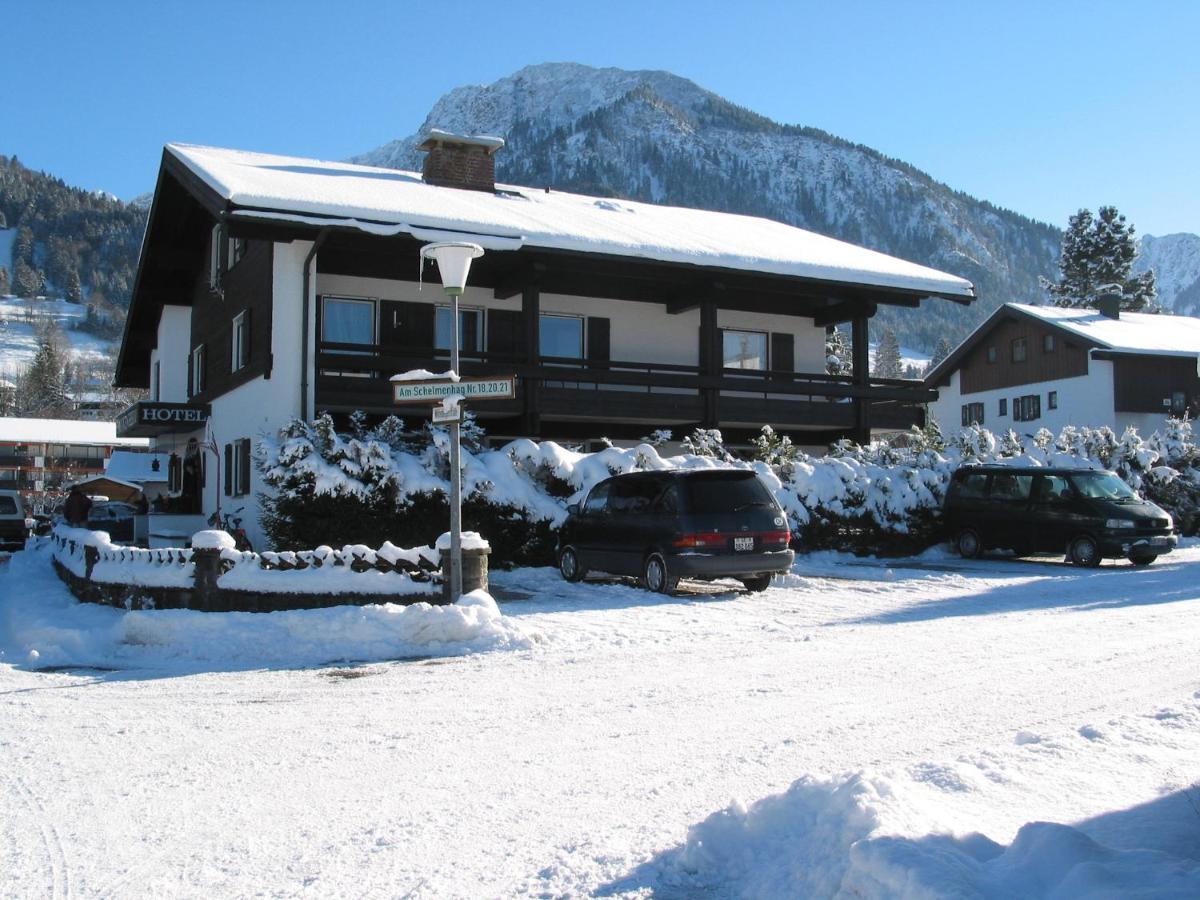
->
12, 260, 39, 298
66, 270, 82, 303
928, 337, 953, 369
825, 326, 852, 376
19, 338, 71, 416
1043, 206, 1157, 311
873, 329, 903, 378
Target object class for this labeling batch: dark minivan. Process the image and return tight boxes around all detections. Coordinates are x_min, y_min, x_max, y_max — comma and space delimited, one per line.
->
944, 466, 1177, 567
557, 470, 794, 593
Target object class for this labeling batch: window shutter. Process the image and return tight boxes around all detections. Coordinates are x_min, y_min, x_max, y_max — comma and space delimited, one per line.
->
239, 440, 251, 496
186, 352, 193, 397
404, 302, 435, 349
770, 332, 794, 380
224, 444, 232, 496
586, 317, 610, 367
487, 309, 525, 360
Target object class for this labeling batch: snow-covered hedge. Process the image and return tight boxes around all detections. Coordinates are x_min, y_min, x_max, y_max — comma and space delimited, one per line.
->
256, 414, 1200, 559
216, 541, 440, 597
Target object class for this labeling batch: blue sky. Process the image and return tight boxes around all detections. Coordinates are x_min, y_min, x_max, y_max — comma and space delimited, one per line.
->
6, 1, 1198, 235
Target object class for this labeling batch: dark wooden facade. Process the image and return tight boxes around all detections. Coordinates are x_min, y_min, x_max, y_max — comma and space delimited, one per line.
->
958, 316, 1090, 395
187, 240, 274, 402
1109, 354, 1200, 415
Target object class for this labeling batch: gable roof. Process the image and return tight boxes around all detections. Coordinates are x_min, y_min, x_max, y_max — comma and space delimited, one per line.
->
166, 143, 975, 301
925, 303, 1200, 386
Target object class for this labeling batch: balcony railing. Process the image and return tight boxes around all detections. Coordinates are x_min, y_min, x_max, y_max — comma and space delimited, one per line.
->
314, 342, 931, 430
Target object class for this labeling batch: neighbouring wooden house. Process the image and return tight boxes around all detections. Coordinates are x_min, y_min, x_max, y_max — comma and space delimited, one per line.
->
114, 134, 974, 548
925, 300, 1200, 436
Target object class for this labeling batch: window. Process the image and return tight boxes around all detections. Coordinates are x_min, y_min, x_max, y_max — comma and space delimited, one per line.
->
540, 314, 584, 359
989, 473, 1033, 501
231, 310, 249, 371
1033, 474, 1072, 504
321, 297, 375, 345
208, 224, 222, 291
228, 236, 246, 269
225, 438, 252, 497
986, 346, 997, 364
999, 398, 1007, 417
1171, 391, 1186, 414
1048, 390, 1058, 410
961, 402, 985, 426
1014, 394, 1041, 422
1043, 334, 1056, 353
1011, 338, 1027, 363
954, 471, 988, 499
435, 306, 484, 352
722, 329, 768, 370
583, 481, 610, 514
190, 345, 206, 396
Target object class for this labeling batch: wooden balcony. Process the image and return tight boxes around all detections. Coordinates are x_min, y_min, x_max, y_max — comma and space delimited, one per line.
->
314, 342, 932, 441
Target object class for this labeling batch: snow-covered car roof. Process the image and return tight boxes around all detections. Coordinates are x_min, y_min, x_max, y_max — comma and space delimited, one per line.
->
166, 143, 975, 300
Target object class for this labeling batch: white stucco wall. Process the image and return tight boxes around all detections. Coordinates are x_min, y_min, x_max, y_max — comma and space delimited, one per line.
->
930, 361, 1127, 437
153, 305, 192, 403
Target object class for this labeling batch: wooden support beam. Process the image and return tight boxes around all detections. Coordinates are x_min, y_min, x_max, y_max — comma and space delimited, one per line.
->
851, 315, 872, 443
813, 299, 877, 327
493, 262, 545, 300
521, 285, 541, 434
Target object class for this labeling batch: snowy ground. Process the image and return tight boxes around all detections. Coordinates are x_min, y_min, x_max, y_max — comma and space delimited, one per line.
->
2, 541, 1199, 897
0, 296, 116, 377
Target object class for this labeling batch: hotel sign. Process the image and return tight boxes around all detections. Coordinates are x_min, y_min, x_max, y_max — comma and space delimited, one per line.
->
392, 375, 516, 405
117, 402, 212, 437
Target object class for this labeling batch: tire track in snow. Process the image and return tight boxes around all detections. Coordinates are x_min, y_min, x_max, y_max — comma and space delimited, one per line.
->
1, 767, 72, 900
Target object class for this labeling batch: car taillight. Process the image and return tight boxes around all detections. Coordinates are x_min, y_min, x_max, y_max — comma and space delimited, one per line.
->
761, 530, 791, 546
672, 532, 727, 549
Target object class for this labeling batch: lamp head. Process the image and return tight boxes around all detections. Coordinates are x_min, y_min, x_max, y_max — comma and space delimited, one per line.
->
421, 242, 484, 295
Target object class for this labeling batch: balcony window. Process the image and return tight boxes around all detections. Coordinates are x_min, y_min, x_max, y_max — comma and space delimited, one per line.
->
961, 402, 984, 426
435, 306, 484, 352
321, 297, 374, 347
540, 314, 584, 360
1014, 394, 1041, 422
722, 329, 768, 370
1011, 338, 1027, 363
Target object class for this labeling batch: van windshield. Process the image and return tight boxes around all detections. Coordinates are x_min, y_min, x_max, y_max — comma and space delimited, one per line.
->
683, 473, 775, 514
0, 496, 17, 515
1071, 472, 1139, 501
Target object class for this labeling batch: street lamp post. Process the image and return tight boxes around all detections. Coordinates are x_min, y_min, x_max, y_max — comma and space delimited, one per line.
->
420, 241, 484, 602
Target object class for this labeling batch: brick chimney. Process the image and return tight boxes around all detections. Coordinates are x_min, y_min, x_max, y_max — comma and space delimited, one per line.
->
1096, 289, 1121, 320
418, 130, 505, 192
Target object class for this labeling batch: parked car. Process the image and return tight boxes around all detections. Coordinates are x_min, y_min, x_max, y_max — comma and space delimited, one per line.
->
557, 469, 794, 593
944, 465, 1177, 567
0, 490, 31, 550
87, 501, 138, 543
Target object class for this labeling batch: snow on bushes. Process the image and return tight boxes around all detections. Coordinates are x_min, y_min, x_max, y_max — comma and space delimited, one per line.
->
256, 414, 1200, 559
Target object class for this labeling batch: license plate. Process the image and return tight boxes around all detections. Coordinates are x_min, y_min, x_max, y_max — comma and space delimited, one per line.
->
734, 537, 754, 552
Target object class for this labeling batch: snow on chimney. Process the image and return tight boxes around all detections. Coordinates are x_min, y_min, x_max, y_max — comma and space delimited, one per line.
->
1096, 289, 1121, 320
418, 129, 505, 192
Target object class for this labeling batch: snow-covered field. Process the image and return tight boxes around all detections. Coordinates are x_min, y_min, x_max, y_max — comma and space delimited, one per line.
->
2, 541, 1199, 897
0, 296, 116, 377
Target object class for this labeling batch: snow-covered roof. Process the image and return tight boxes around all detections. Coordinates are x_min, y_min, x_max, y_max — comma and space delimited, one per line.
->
0, 417, 150, 448
166, 143, 975, 299
1007, 303, 1200, 356
105, 450, 170, 483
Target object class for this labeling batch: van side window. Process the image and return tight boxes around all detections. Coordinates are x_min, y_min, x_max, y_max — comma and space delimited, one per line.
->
653, 483, 680, 513
1032, 474, 1072, 503
608, 478, 654, 513
988, 473, 1032, 501
584, 482, 611, 514
955, 472, 988, 499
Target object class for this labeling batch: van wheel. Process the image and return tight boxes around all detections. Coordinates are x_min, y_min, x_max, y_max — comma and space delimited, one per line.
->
558, 546, 587, 582
1128, 550, 1157, 567
643, 553, 679, 595
955, 528, 982, 559
1069, 535, 1101, 568
741, 575, 771, 593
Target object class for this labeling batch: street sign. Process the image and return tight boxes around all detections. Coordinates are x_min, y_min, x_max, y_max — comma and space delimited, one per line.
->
392, 375, 516, 405
431, 404, 462, 424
